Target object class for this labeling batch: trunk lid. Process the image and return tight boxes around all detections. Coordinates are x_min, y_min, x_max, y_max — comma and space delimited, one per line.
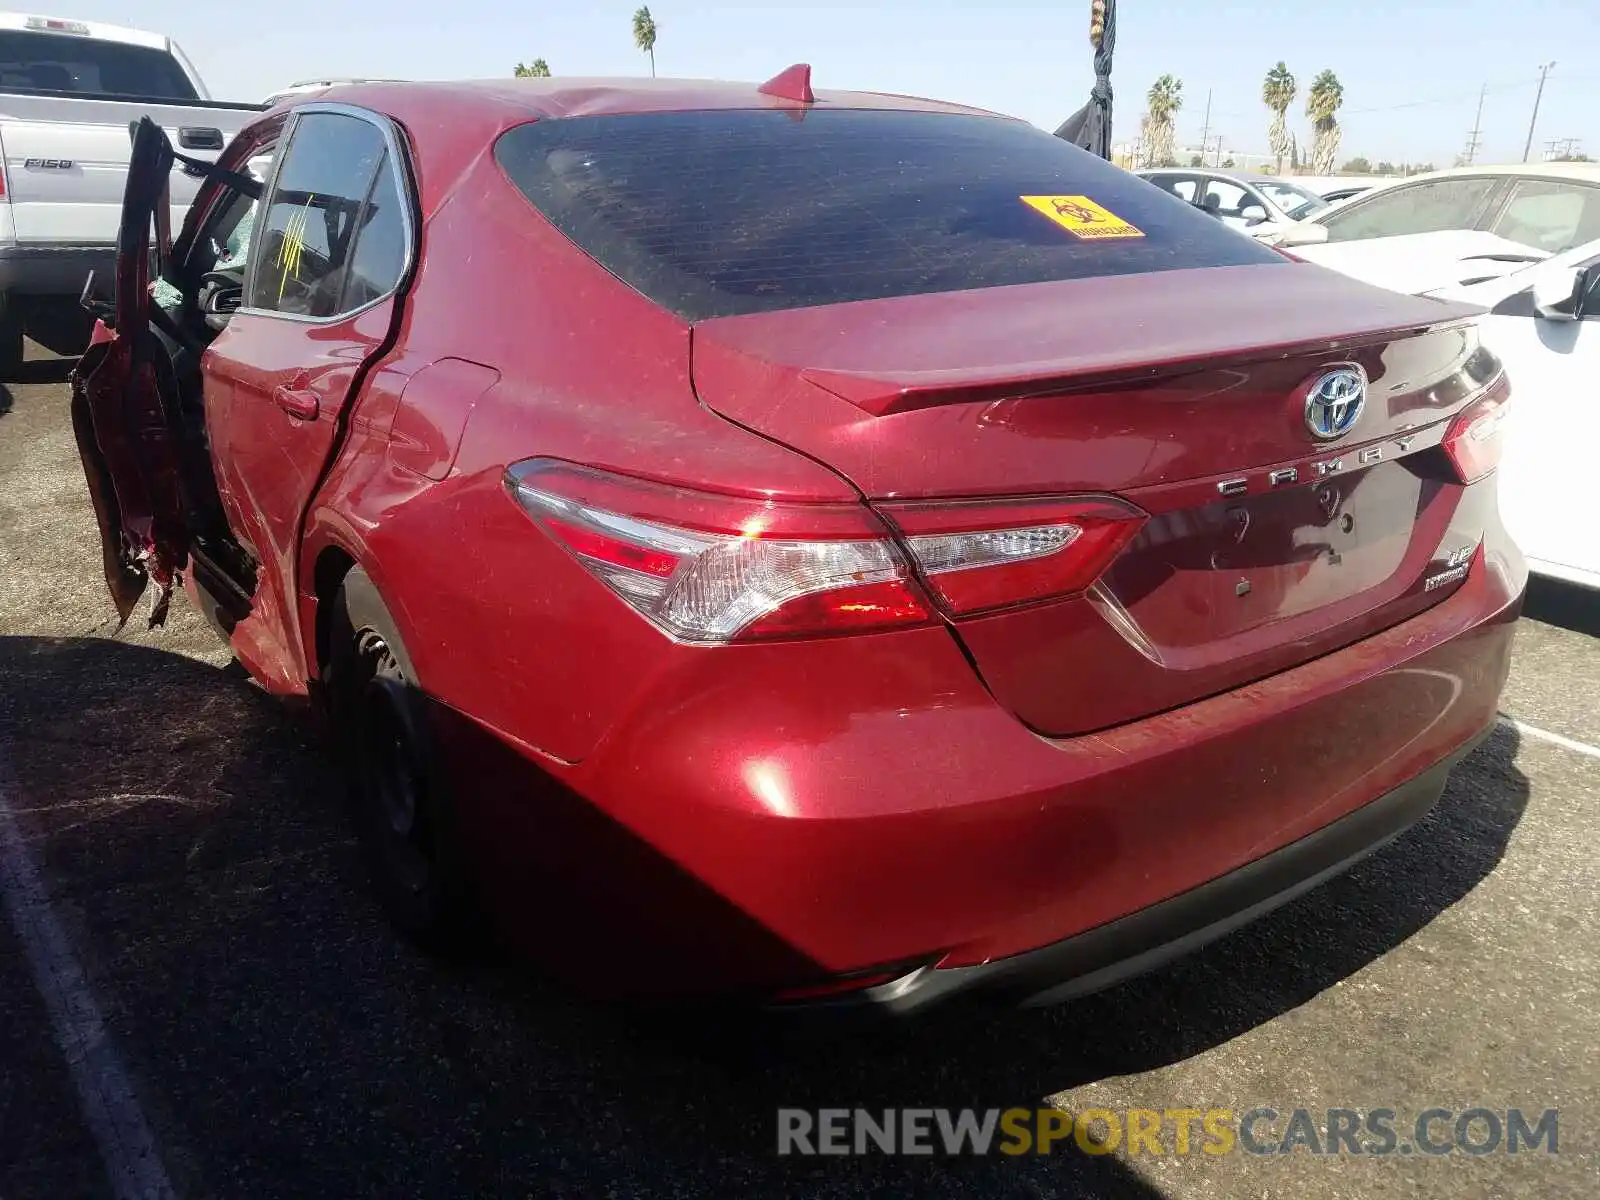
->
691, 262, 1498, 735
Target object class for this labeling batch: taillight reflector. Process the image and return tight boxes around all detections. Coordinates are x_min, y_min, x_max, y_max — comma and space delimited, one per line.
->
1441, 387, 1508, 484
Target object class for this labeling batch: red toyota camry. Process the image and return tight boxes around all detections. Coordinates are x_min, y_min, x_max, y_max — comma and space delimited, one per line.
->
73, 70, 1522, 1012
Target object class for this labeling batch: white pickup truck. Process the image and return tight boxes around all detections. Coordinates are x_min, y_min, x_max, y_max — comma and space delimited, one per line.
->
0, 12, 261, 373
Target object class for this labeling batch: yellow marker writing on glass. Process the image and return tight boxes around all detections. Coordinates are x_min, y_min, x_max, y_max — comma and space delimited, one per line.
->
275, 194, 316, 303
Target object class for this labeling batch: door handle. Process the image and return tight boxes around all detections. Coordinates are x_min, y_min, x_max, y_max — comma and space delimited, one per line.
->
273, 385, 320, 420
178, 126, 224, 151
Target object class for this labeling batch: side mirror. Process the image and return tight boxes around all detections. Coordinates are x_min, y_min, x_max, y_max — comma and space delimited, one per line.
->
1241, 204, 1268, 225
1532, 267, 1583, 321
1274, 221, 1331, 247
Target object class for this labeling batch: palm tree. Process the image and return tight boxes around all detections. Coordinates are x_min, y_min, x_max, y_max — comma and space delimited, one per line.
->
632, 6, 658, 77
1140, 74, 1183, 168
1306, 69, 1345, 174
1262, 63, 1296, 175
513, 58, 551, 78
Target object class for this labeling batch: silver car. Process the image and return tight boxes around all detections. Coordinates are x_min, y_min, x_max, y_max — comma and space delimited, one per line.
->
1136, 168, 1330, 238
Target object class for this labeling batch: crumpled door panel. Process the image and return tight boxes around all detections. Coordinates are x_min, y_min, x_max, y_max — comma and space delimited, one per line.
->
70, 318, 190, 627
67, 117, 192, 628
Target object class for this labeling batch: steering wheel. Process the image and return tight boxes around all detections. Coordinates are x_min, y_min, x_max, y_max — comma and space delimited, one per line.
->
198, 269, 246, 331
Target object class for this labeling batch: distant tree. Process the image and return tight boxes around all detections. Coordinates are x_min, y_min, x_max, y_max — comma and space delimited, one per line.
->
1139, 74, 1183, 169
1189, 153, 1204, 166
1555, 152, 1594, 162
632, 5, 658, 77
1223, 155, 1236, 168
1306, 69, 1344, 174
1262, 63, 1297, 176
513, 58, 551, 78
1375, 160, 1398, 174
1340, 155, 1372, 174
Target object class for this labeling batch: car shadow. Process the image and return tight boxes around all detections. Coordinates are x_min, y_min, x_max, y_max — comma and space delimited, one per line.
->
1522, 574, 1600, 637
8, 357, 76, 385
0, 633, 1531, 1199
0, 357, 75, 417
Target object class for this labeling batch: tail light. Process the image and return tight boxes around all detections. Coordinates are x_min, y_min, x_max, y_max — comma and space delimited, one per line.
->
506, 460, 931, 643
506, 460, 1145, 643
878, 495, 1148, 617
1441, 386, 1508, 484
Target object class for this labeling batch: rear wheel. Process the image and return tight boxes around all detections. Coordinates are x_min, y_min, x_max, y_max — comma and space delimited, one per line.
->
326, 569, 478, 953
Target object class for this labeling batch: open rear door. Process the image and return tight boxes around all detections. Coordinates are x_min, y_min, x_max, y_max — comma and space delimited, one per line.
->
69, 117, 190, 627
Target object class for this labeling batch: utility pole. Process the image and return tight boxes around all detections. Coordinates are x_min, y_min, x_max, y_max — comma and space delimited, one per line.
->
1214, 136, 1224, 167
1461, 82, 1486, 165
1198, 89, 1212, 161
1522, 61, 1556, 162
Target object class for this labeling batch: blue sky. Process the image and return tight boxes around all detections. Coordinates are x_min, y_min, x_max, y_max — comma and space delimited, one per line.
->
75, 0, 1597, 165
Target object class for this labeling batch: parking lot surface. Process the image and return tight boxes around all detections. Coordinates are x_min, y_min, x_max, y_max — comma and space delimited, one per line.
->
1, 350, 1595, 1198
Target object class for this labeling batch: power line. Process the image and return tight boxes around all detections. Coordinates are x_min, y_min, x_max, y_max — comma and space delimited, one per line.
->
1343, 80, 1533, 116
1200, 70, 1596, 127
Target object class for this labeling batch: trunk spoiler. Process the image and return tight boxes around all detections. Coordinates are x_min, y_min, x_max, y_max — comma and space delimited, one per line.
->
697, 265, 1486, 417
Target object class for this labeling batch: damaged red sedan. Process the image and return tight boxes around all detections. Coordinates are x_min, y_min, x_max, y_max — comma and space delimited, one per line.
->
71, 71, 1523, 1012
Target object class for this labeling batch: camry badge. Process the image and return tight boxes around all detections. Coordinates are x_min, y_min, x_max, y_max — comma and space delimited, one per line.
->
1304, 367, 1367, 441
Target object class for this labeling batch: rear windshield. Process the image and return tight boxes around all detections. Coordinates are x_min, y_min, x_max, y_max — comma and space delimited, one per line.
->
496, 108, 1281, 320
0, 30, 198, 102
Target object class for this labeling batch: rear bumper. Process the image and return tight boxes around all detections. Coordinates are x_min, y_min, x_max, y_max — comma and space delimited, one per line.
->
441, 536, 1525, 1007
0, 242, 113, 301
776, 736, 1477, 1014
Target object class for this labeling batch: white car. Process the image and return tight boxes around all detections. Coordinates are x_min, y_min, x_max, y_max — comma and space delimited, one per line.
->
1281, 174, 1395, 204
1137, 168, 1331, 239
262, 77, 403, 107
1275, 164, 1600, 590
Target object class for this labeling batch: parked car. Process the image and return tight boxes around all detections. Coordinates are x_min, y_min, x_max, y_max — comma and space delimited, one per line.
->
262, 77, 404, 107
1274, 164, 1600, 589
0, 11, 260, 371
1284, 174, 1393, 204
71, 74, 1523, 1012
1137, 167, 1330, 238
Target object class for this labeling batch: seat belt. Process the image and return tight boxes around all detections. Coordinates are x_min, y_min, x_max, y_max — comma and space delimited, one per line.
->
172, 148, 263, 201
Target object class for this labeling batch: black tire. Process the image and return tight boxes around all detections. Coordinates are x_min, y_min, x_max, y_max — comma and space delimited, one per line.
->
326, 568, 479, 953
0, 307, 24, 379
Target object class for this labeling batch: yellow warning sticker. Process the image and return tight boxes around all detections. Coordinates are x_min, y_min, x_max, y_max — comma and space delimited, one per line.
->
1020, 195, 1145, 240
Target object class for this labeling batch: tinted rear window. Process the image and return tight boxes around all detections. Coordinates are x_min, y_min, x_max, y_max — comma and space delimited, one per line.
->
0, 30, 197, 102
496, 108, 1281, 320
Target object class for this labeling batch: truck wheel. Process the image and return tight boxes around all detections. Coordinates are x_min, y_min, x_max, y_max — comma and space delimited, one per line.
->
326, 568, 479, 953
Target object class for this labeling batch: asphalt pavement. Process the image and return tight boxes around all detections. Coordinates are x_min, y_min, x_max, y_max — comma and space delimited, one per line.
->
0, 348, 1595, 1198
